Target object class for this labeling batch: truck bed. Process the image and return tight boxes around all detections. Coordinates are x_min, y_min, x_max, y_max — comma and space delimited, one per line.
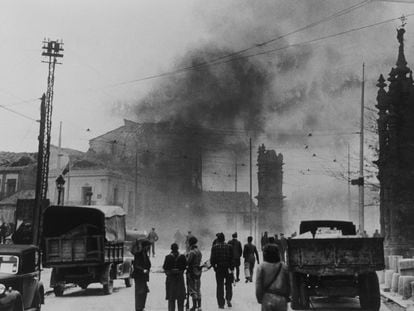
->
287, 237, 385, 275
44, 235, 124, 267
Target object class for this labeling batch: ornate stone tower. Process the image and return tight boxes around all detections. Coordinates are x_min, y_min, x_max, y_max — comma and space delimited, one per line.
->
256, 144, 284, 234
376, 27, 414, 257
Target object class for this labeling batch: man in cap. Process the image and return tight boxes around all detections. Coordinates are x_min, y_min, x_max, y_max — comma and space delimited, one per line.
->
228, 232, 242, 282
210, 232, 233, 309
131, 237, 152, 311
186, 236, 202, 311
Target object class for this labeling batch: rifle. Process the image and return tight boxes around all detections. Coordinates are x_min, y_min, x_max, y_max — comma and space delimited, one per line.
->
185, 273, 190, 311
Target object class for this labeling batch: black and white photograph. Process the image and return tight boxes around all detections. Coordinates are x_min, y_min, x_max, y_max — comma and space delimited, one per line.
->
0, 0, 413, 310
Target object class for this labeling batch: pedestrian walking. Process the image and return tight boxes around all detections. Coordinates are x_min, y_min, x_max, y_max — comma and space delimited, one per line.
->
147, 227, 159, 257
256, 244, 290, 311
261, 232, 269, 251
185, 231, 194, 253
228, 232, 242, 282
131, 237, 152, 311
163, 243, 187, 311
373, 229, 381, 238
210, 232, 234, 309
243, 236, 260, 283
186, 236, 203, 311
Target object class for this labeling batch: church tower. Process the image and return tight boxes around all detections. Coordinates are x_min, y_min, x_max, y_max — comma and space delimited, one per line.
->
256, 144, 284, 234
376, 26, 414, 257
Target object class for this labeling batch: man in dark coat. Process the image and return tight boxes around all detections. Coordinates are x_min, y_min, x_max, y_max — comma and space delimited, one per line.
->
131, 238, 152, 311
147, 227, 159, 257
186, 236, 202, 311
185, 231, 194, 253
260, 231, 269, 251
243, 236, 260, 283
210, 232, 233, 309
228, 232, 242, 282
163, 243, 187, 311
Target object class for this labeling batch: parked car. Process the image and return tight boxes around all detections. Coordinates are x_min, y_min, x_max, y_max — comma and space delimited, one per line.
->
42, 205, 132, 296
0, 244, 44, 310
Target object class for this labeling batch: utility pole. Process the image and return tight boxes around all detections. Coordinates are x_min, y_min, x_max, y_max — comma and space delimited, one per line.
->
249, 137, 252, 236
33, 39, 64, 246
234, 158, 238, 192
347, 143, 351, 220
359, 63, 365, 233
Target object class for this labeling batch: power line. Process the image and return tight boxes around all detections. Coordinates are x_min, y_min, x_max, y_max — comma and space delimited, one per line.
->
0, 103, 38, 122
95, 10, 409, 90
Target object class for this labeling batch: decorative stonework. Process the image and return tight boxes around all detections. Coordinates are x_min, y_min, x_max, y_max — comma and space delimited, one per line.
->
376, 27, 414, 257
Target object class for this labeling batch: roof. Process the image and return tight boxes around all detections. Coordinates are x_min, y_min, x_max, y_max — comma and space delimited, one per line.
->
0, 244, 37, 255
201, 191, 257, 213
49, 205, 126, 218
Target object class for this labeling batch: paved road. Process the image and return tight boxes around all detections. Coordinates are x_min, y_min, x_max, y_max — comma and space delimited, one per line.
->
41, 248, 392, 311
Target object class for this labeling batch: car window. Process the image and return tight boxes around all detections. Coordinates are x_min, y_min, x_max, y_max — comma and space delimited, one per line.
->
0, 255, 19, 274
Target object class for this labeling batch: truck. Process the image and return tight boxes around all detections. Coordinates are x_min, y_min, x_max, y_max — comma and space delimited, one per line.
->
287, 220, 384, 311
42, 205, 132, 296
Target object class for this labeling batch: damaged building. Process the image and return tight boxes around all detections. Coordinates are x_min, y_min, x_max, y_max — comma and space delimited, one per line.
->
256, 144, 284, 234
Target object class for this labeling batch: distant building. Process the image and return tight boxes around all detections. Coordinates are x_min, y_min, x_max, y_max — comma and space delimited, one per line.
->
256, 144, 284, 234
87, 119, 203, 229
47, 160, 136, 226
200, 191, 257, 237
376, 27, 414, 257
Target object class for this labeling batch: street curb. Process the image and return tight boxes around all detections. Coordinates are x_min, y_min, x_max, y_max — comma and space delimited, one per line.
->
381, 288, 414, 310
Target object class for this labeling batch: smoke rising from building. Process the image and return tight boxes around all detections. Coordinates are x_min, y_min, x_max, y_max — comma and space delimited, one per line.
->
115, 0, 401, 233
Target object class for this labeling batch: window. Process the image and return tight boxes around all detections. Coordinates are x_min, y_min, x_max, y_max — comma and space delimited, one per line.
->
113, 188, 118, 205
6, 179, 17, 197
81, 186, 92, 205
128, 191, 133, 214
226, 214, 234, 227
243, 215, 251, 226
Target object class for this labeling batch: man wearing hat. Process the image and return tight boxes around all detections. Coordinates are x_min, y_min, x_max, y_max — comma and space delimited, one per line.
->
228, 232, 242, 282
163, 243, 187, 311
210, 232, 233, 309
186, 236, 202, 311
131, 237, 152, 311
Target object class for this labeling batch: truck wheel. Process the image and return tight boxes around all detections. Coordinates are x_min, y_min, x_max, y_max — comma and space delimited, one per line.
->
124, 277, 132, 288
358, 272, 380, 311
53, 285, 64, 297
103, 280, 114, 295
290, 272, 309, 310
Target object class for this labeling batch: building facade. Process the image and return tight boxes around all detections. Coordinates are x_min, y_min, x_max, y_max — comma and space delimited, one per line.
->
376, 27, 414, 257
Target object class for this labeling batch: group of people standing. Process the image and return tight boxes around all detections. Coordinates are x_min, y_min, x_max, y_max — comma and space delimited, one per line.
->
131, 233, 202, 311
131, 230, 290, 311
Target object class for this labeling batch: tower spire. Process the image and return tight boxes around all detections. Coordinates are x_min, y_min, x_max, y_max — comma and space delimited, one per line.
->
396, 17, 409, 73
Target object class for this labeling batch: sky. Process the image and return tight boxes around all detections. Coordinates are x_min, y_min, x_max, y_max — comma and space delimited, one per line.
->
1, 0, 414, 202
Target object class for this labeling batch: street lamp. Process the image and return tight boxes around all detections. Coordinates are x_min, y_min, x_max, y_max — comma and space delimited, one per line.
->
55, 174, 65, 205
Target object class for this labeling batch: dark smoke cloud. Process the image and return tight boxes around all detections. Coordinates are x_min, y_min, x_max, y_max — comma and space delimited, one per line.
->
133, 46, 272, 152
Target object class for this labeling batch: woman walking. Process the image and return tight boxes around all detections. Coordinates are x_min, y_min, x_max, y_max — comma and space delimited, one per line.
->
255, 244, 290, 311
